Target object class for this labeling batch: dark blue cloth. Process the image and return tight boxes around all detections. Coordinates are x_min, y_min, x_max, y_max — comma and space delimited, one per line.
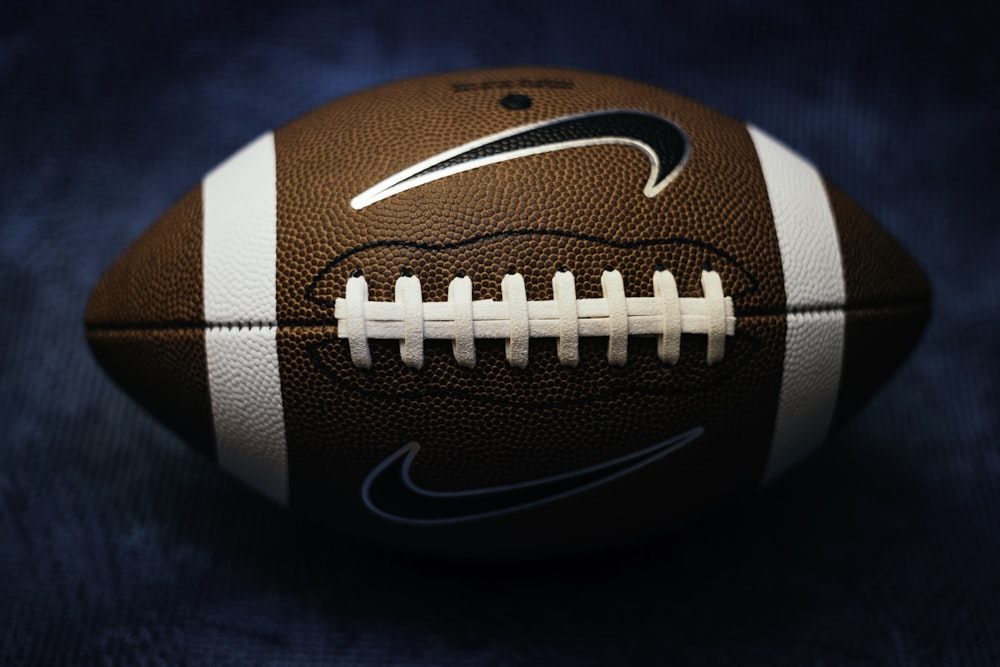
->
2, 2, 998, 664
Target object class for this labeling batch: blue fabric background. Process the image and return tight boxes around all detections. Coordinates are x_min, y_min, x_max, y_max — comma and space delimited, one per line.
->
2, 1, 997, 664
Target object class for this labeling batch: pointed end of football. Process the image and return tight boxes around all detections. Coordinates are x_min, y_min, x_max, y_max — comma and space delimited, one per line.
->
828, 180, 932, 425
85, 187, 216, 456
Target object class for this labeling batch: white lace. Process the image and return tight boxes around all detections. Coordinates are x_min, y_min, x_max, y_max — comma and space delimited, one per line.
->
334, 269, 735, 369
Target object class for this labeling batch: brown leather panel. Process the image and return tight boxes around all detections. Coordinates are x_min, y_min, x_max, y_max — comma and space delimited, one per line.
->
85, 188, 205, 327
835, 303, 931, 426
87, 327, 215, 457
280, 313, 786, 555
825, 178, 932, 424
274, 67, 784, 324
267, 67, 790, 551
826, 179, 931, 308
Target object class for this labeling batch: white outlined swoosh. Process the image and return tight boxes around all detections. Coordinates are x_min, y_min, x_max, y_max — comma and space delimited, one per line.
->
361, 427, 704, 525
350, 110, 690, 210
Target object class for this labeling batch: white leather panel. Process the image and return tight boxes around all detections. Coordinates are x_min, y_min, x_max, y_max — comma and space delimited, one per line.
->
748, 126, 846, 309
205, 325, 288, 504
202, 133, 289, 504
203, 133, 279, 323
749, 125, 846, 482
764, 311, 845, 481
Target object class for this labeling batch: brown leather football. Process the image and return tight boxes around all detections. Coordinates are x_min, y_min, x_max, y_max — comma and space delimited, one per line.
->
85, 67, 930, 556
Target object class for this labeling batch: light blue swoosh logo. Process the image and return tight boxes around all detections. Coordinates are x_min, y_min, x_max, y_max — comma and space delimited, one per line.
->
361, 427, 704, 525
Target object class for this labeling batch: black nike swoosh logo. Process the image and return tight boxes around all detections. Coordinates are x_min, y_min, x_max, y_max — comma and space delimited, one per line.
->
350, 110, 690, 209
361, 427, 704, 525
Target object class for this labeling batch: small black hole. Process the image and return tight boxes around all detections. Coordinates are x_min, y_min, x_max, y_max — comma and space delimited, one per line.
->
500, 94, 532, 110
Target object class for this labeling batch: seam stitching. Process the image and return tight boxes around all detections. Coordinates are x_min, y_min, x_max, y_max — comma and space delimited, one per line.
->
84, 299, 928, 333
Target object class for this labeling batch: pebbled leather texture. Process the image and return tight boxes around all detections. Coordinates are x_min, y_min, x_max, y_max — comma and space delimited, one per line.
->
84, 67, 931, 555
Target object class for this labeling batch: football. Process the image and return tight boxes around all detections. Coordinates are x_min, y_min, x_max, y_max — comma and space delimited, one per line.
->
85, 67, 930, 556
